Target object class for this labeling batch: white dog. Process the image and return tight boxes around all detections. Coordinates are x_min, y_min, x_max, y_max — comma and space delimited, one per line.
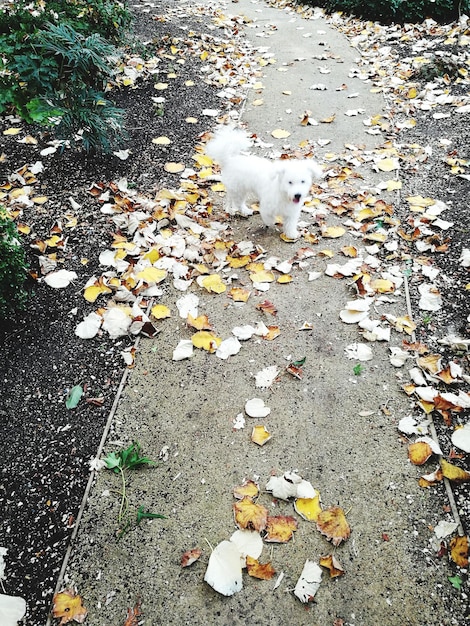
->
206, 126, 322, 240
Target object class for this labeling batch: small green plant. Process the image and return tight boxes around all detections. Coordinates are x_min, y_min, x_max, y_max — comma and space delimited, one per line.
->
353, 363, 365, 375
0, 207, 29, 320
104, 441, 165, 538
0, 2, 131, 152
422, 313, 433, 325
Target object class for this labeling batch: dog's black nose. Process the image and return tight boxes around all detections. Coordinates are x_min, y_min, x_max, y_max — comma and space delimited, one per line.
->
294, 193, 301, 201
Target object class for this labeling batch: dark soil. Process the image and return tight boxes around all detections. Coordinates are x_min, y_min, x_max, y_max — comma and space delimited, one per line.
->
0, 2, 469, 625
0, 3, 226, 624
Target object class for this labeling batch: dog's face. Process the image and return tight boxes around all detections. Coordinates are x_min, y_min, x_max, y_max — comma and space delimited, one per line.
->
277, 161, 322, 205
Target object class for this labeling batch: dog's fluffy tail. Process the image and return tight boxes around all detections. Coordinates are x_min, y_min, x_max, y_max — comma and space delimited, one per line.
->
206, 126, 252, 167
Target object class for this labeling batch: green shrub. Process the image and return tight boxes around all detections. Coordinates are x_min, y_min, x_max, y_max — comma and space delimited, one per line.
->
300, 0, 468, 23
0, 208, 29, 320
0, 1, 131, 153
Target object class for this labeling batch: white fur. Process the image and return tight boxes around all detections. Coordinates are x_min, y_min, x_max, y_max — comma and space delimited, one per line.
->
206, 126, 322, 239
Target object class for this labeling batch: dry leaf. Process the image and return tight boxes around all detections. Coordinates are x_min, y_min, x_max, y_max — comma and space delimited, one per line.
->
441, 459, 470, 483
316, 506, 351, 546
294, 560, 322, 603
187, 313, 212, 330
204, 540, 242, 596
191, 330, 221, 352
294, 495, 322, 522
319, 554, 345, 578
233, 497, 268, 532
271, 128, 291, 139
256, 300, 277, 316
408, 441, 433, 465
52, 589, 87, 625
164, 162, 185, 173
246, 556, 276, 580
151, 304, 171, 319
123, 598, 142, 626
449, 536, 469, 567
264, 515, 298, 543
233, 479, 259, 500
251, 425, 272, 446
181, 547, 202, 567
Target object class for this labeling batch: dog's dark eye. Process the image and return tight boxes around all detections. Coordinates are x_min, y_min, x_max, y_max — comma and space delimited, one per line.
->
301, 180, 305, 184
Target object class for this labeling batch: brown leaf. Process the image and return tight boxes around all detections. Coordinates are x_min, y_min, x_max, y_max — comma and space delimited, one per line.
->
264, 515, 298, 543
233, 497, 268, 532
319, 554, 345, 578
255, 300, 277, 316
449, 536, 469, 567
408, 441, 433, 465
246, 555, 276, 580
316, 506, 351, 546
181, 547, 202, 568
123, 598, 142, 626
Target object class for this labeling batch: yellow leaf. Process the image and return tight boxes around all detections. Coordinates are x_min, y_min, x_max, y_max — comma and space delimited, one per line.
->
136, 266, 167, 283
191, 330, 221, 352
17, 223, 31, 235
294, 495, 322, 522
263, 325, 281, 341
83, 281, 112, 303
321, 114, 336, 123
251, 425, 272, 446
341, 245, 358, 257
143, 248, 160, 264
319, 554, 345, 578
164, 162, 185, 173
318, 249, 334, 258
271, 128, 291, 139
441, 459, 470, 482
277, 274, 293, 284
249, 270, 275, 283
151, 304, 171, 319
321, 225, 345, 238
376, 158, 400, 172
417, 354, 442, 374
370, 278, 395, 293
407, 86, 418, 99
184, 80, 195, 86
228, 287, 251, 302
152, 136, 172, 145
233, 497, 268, 531
52, 588, 87, 625
385, 179, 403, 191
233, 479, 259, 500
154, 82, 168, 90
449, 536, 469, 567
187, 313, 212, 330
408, 441, 433, 465
264, 515, 298, 543
32, 195, 48, 205
316, 506, 351, 546
3, 127, 22, 135
186, 117, 198, 124
246, 556, 276, 580
252, 99, 264, 106
198, 273, 226, 293
211, 182, 225, 192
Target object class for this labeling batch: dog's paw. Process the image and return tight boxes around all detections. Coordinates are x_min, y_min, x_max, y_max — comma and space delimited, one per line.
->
281, 231, 300, 242
239, 207, 253, 217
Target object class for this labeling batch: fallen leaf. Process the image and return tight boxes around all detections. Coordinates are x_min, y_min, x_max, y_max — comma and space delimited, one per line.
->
251, 425, 271, 446
294, 495, 322, 522
246, 556, 276, 580
123, 598, 142, 626
408, 441, 433, 465
256, 300, 277, 316
151, 304, 171, 320
191, 331, 221, 352
233, 497, 268, 532
164, 162, 185, 173
271, 128, 291, 139
245, 398, 271, 418
449, 536, 469, 567
441, 459, 470, 483
264, 515, 298, 542
65, 385, 83, 410
319, 554, 345, 578
294, 560, 322, 603
316, 506, 351, 546
43, 269, 78, 289
52, 589, 87, 625
233, 479, 259, 500
204, 540, 242, 596
181, 547, 202, 567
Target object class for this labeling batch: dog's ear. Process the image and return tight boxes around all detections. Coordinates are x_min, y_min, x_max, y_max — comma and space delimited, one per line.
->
308, 161, 323, 179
